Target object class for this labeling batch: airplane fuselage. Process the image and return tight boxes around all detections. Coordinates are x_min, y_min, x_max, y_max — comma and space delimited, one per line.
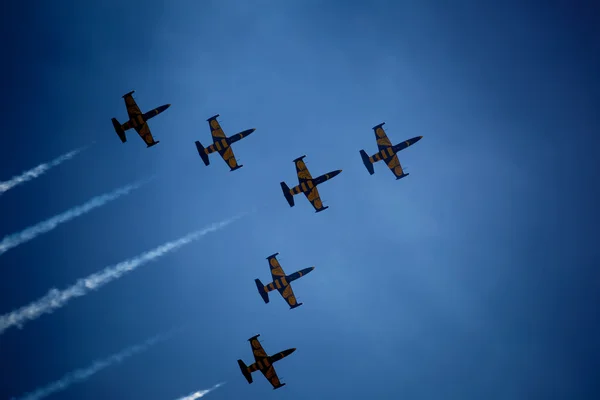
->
127, 104, 171, 129
370, 136, 422, 163
264, 267, 315, 293
203, 128, 256, 154
247, 348, 296, 374
290, 170, 342, 195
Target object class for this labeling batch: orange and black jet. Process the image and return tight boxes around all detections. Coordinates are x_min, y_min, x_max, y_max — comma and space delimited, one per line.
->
111, 90, 170, 148
195, 114, 255, 171
238, 334, 296, 390
255, 253, 315, 309
280, 155, 342, 213
359, 122, 423, 179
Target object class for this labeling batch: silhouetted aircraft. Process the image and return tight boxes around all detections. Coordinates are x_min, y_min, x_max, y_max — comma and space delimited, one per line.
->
111, 90, 170, 148
280, 155, 342, 213
255, 253, 315, 309
195, 114, 255, 171
359, 122, 423, 179
238, 334, 296, 390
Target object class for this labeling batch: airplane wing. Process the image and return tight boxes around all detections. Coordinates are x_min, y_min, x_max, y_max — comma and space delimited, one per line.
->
208, 117, 240, 170
386, 153, 406, 178
373, 124, 393, 151
293, 158, 326, 212
267, 254, 286, 280
124, 93, 143, 120
304, 185, 326, 212
135, 123, 157, 146
294, 158, 313, 182
267, 255, 301, 308
260, 364, 283, 389
250, 336, 268, 362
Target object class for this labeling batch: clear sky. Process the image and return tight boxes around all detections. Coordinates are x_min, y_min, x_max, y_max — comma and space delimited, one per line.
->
1, 0, 599, 399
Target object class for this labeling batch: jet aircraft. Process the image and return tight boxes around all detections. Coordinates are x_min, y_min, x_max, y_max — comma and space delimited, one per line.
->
238, 334, 296, 390
359, 122, 423, 179
195, 114, 255, 171
111, 90, 170, 148
255, 253, 315, 309
280, 155, 342, 213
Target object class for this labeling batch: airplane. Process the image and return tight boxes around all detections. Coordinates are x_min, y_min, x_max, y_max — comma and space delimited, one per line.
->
237, 334, 296, 390
255, 253, 315, 309
359, 122, 423, 179
111, 90, 170, 148
280, 155, 342, 213
195, 114, 255, 171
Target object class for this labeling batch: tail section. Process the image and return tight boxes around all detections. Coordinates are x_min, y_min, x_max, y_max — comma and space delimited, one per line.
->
112, 118, 127, 143
280, 182, 295, 207
273, 383, 287, 390
237, 359, 253, 384
396, 172, 410, 180
359, 149, 374, 175
195, 141, 210, 166
255, 279, 270, 304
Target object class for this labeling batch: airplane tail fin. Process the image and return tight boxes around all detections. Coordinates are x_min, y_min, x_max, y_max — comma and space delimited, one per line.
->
147, 141, 160, 148
255, 279, 270, 304
237, 359, 253, 384
396, 172, 410, 180
273, 383, 287, 390
359, 149, 374, 175
111, 118, 127, 143
280, 182, 295, 207
194, 141, 210, 166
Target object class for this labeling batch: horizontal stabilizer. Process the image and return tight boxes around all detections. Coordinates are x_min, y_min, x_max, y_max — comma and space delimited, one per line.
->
237, 359, 253, 384
111, 118, 127, 143
255, 279, 270, 304
359, 149, 374, 175
315, 206, 329, 214
396, 172, 410, 180
195, 141, 210, 166
122, 90, 135, 98
280, 182, 295, 207
146, 141, 160, 148
273, 383, 287, 390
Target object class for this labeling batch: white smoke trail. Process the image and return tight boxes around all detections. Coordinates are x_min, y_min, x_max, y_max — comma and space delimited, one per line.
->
174, 382, 225, 400
11, 330, 177, 400
0, 179, 149, 257
0, 213, 245, 335
0, 145, 90, 195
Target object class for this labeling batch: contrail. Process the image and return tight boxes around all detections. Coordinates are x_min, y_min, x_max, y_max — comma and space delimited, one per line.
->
174, 382, 225, 400
0, 145, 90, 195
10, 330, 177, 400
0, 179, 149, 257
0, 213, 245, 335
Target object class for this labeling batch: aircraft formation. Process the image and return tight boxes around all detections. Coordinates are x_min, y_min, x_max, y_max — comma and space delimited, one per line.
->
112, 90, 423, 390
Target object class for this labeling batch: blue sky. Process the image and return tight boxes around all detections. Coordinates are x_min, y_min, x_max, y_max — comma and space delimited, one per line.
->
1, 0, 599, 399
